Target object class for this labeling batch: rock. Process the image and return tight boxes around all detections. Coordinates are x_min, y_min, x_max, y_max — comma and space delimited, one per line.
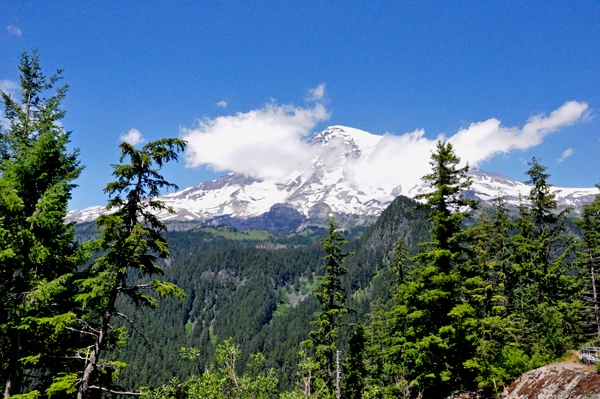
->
504, 362, 600, 399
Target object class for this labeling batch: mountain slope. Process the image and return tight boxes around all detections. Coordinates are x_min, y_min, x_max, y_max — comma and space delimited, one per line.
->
106, 193, 431, 391
67, 126, 599, 232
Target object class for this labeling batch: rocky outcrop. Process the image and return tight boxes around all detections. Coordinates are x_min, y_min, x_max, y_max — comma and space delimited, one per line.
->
504, 363, 600, 399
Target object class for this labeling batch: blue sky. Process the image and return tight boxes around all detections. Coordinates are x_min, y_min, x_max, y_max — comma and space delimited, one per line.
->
1, 0, 599, 209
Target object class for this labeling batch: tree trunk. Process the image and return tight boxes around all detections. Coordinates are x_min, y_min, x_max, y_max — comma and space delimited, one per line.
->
76, 296, 114, 399
4, 330, 21, 398
335, 350, 341, 399
590, 253, 600, 338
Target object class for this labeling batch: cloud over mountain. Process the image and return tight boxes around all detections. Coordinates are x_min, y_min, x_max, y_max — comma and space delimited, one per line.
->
182, 102, 330, 179
448, 101, 589, 165
350, 101, 588, 189
182, 100, 589, 190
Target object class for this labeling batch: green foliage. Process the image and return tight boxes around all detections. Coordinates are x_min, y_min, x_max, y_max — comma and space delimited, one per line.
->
0, 49, 87, 397
392, 141, 478, 397
386, 237, 408, 287
9, 391, 41, 399
71, 138, 187, 398
363, 148, 587, 398
508, 158, 584, 362
343, 324, 366, 399
459, 195, 520, 392
306, 218, 353, 393
148, 339, 278, 399
281, 349, 329, 399
516, 158, 577, 304
576, 185, 600, 338
89, 193, 429, 392
46, 373, 78, 397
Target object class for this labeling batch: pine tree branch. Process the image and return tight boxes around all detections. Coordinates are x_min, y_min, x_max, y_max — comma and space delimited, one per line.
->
113, 312, 150, 348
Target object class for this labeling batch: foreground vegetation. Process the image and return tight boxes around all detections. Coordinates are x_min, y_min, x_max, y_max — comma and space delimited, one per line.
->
2, 51, 600, 399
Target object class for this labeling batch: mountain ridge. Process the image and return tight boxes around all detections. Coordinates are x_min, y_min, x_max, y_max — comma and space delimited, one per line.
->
67, 126, 599, 232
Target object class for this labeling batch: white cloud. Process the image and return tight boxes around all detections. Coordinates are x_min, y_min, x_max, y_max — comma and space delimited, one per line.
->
182, 101, 330, 179
305, 83, 326, 102
6, 25, 21, 37
119, 128, 145, 145
447, 101, 588, 166
0, 80, 20, 129
558, 148, 574, 162
347, 101, 589, 190
216, 100, 227, 108
181, 100, 588, 192
0, 79, 19, 97
346, 129, 441, 190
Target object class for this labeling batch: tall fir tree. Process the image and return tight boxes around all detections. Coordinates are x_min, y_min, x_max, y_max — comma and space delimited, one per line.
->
398, 141, 478, 397
462, 194, 522, 393
576, 186, 600, 338
306, 218, 352, 394
342, 324, 366, 399
0, 50, 86, 398
512, 157, 583, 360
387, 237, 409, 288
364, 237, 412, 398
72, 139, 186, 399
518, 157, 574, 302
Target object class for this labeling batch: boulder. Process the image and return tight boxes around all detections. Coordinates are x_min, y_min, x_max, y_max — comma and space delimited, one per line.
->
504, 362, 600, 399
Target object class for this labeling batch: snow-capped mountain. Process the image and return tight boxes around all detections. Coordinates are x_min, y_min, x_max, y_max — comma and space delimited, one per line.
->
67, 126, 599, 232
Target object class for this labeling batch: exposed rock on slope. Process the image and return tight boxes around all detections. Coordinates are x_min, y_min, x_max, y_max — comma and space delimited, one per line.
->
504, 363, 600, 399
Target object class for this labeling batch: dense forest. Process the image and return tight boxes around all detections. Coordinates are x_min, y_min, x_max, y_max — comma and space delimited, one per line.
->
2, 51, 600, 399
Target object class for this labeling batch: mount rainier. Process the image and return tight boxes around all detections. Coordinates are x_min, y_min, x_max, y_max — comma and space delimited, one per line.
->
67, 126, 599, 232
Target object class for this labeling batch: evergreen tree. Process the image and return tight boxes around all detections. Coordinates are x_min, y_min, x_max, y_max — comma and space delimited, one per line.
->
399, 141, 478, 397
72, 139, 186, 399
0, 50, 86, 398
306, 218, 352, 394
462, 194, 521, 393
342, 324, 366, 399
512, 157, 583, 360
364, 237, 412, 398
518, 157, 574, 302
466, 194, 513, 318
387, 237, 409, 288
576, 186, 600, 338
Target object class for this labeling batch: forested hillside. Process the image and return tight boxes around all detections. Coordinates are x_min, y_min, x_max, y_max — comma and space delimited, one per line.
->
103, 194, 431, 391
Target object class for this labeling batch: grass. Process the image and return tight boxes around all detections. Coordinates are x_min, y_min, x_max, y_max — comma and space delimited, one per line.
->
271, 303, 290, 318
563, 350, 579, 363
272, 280, 318, 321
298, 278, 319, 295
209, 328, 218, 346
200, 226, 271, 241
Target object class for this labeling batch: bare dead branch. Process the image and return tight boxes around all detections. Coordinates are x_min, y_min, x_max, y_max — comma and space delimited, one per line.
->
65, 327, 97, 337
88, 386, 144, 396
113, 312, 150, 348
